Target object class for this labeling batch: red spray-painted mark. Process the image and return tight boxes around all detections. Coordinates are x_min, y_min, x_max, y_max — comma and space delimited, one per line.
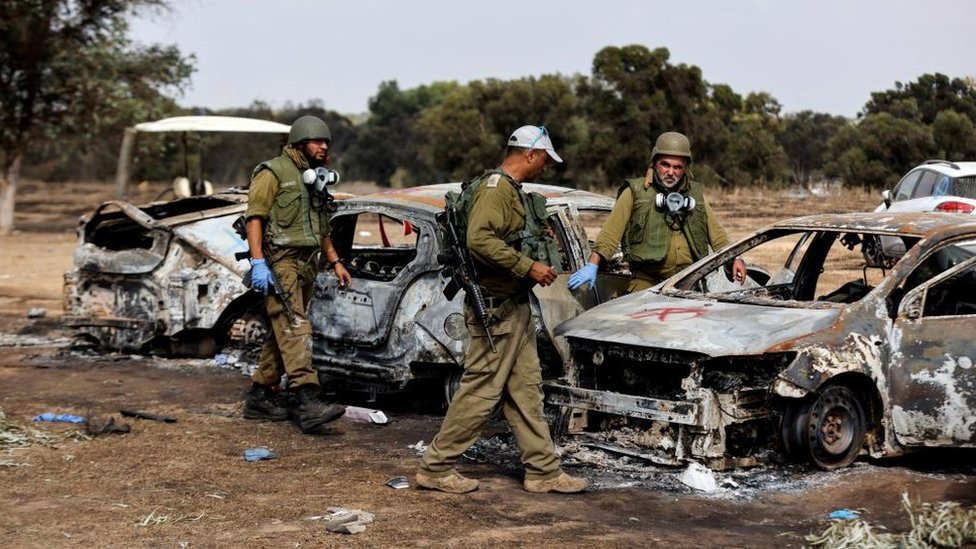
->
627, 307, 707, 322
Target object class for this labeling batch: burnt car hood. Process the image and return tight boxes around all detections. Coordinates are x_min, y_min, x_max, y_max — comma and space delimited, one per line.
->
555, 291, 841, 356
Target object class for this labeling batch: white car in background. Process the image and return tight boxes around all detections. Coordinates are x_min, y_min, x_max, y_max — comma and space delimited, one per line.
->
878, 160, 976, 214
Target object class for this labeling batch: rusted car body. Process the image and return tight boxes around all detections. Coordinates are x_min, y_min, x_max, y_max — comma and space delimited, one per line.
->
547, 213, 976, 469
309, 183, 629, 402
62, 191, 263, 355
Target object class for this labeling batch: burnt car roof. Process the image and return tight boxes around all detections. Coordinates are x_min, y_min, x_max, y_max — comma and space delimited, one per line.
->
339, 183, 613, 214
769, 211, 976, 236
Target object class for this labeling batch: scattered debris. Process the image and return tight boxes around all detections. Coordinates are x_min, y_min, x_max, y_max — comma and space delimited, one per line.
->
26, 308, 47, 319
323, 507, 375, 535
243, 447, 277, 462
805, 492, 976, 548
679, 462, 718, 493
135, 508, 205, 527
85, 416, 130, 436
204, 493, 226, 500
829, 509, 861, 520
32, 413, 86, 424
386, 476, 409, 490
2, 409, 89, 463
343, 406, 389, 425
0, 334, 74, 348
120, 409, 177, 423
407, 440, 428, 455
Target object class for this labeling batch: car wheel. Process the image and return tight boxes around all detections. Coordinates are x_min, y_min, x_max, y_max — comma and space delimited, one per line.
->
787, 385, 866, 470
224, 309, 269, 348
442, 368, 462, 409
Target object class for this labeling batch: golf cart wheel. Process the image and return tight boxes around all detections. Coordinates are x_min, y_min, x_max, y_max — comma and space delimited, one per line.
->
801, 385, 866, 469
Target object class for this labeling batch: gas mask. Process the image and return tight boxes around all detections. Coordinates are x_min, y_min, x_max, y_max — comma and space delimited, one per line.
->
655, 191, 696, 214
302, 167, 341, 194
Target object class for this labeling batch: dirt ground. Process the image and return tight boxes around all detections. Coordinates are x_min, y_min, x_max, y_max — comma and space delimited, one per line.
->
2, 180, 975, 548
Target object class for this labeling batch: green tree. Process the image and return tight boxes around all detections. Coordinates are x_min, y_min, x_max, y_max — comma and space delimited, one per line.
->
415, 75, 580, 184
824, 112, 934, 188
778, 110, 848, 184
863, 73, 976, 124
932, 109, 976, 160
0, 0, 194, 233
342, 80, 458, 186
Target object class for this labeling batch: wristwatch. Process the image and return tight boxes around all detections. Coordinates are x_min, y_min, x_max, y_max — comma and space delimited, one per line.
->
327, 258, 343, 269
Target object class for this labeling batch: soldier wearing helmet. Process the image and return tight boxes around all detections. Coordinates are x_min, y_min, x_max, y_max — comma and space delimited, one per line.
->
568, 131, 746, 293
241, 115, 349, 434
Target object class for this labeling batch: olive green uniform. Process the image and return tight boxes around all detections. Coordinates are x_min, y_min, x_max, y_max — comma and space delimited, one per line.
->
593, 176, 731, 292
418, 171, 563, 482
245, 146, 332, 389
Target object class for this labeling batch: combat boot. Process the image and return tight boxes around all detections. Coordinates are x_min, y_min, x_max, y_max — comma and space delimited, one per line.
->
242, 383, 289, 422
523, 471, 588, 494
289, 384, 345, 434
415, 469, 479, 494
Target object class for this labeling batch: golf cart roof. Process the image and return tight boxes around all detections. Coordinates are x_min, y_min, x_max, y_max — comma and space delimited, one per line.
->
132, 116, 290, 134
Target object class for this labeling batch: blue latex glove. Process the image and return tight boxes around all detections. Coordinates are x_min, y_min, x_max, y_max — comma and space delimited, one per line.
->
249, 258, 271, 294
33, 413, 85, 424
243, 447, 277, 462
567, 263, 598, 290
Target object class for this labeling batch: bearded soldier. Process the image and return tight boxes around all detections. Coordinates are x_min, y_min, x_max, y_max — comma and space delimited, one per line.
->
568, 131, 746, 293
241, 115, 350, 434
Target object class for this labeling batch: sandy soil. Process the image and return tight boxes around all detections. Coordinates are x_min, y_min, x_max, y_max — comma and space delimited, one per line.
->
2, 181, 974, 547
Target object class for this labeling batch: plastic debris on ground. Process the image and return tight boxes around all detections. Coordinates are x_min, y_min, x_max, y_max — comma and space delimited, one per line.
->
385, 475, 409, 490
407, 440, 428, 455
243, 447, 277, 462
343, 405, 389, 425
322, 507, 375, 534
679, 461, 718, 492
26, 308, 47, 319
829, 508, 861, 520
32, 413, 85, 424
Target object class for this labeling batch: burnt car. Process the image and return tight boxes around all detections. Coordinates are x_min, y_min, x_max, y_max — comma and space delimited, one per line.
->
62, 191, 265, 355
547, 212, 976, 470
309, 183, 630, 404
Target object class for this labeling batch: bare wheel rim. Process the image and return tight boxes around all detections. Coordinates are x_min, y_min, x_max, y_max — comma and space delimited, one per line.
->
805, 385, 866, 468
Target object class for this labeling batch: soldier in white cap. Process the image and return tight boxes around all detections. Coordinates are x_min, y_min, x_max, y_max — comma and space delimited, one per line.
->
416, 125, 588, 495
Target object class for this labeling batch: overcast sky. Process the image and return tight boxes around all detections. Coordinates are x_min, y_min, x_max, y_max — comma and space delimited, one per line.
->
130, 0, 975, 118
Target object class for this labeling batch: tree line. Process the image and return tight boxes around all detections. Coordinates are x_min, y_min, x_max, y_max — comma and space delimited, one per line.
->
20, 47, 976, 194
3, 1, 976, 234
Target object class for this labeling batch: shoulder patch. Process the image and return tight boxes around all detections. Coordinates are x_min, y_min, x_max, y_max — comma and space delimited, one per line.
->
485, 174, 501, 188
281, 180, 297, 188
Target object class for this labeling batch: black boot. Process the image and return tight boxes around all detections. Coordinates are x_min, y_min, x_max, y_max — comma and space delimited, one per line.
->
289, 384, 345, 433
243, 383, 290, 421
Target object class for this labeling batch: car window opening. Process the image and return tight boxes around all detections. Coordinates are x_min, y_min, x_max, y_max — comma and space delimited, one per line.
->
678, 229, 921, 307
331, 212, 419, 282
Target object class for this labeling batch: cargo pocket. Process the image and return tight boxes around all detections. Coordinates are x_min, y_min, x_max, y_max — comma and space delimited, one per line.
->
626, 201, 650, 245
465, 307, 517, 338
272, 186, 303, 227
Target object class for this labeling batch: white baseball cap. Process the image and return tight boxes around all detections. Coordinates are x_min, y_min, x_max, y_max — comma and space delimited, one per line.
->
507, 125, 563, 163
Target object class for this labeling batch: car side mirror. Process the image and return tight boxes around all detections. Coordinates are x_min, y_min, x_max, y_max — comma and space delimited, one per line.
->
882, 189, 892, 209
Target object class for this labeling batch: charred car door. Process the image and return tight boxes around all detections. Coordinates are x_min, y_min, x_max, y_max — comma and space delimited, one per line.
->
890, 240, 976, 447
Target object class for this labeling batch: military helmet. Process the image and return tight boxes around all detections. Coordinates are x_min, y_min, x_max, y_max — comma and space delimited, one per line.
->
288, 115, 332, 145
651, 131, 692, 163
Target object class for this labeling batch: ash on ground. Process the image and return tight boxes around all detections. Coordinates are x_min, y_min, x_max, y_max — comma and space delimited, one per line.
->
460, 427, 965, 500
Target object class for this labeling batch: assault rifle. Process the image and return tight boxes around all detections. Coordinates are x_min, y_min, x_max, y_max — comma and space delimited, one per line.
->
232, 216, 298, 326
437, 206, 497, 354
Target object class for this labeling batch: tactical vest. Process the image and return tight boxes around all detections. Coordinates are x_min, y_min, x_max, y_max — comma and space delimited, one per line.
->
256, 154, 335, 248
444, 169, 560, 267
620, 176, 709, 263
